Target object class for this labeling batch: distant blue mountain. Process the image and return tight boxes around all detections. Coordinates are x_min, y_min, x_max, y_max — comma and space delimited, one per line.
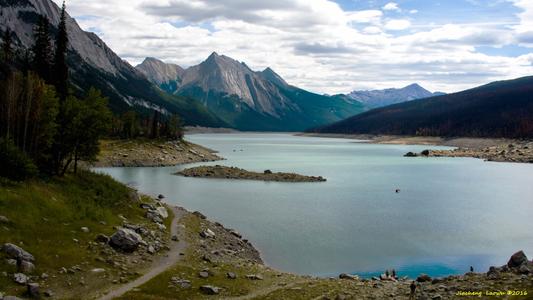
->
348, 83, 445, 109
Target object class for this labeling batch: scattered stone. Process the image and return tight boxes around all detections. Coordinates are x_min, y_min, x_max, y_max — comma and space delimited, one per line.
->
27, 282, 40, 298
417, 274, 432, 282
5, 259, 17, 266
0, 216, 9, 223
339, 273, 359, 280
19, 260, 35, 273
129, 190, 141, 202
43, 290, 54, 298
171, 235, 179, 241
95, 234, 110, 244
2, 243, 34, 262
200, 229, 216, 239
246, 274, 264, 280
13, 273, 28, 285
91, 268, 106, 273
147, 245, 155, 255
109, 228, 144, 252
80, 227, 90, 233
199, 285, 221, 295
198, 271, 209, 279
157, 194, 165, 200
171, 277, 191, 288
146, 210, 163, 224
507, 250, 528, 268
226, 272, 237, 279
140, 203, 155, 210
404, 152, 418, 157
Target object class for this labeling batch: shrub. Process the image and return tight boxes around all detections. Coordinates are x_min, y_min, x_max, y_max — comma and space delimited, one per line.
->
0, 138, 38, 181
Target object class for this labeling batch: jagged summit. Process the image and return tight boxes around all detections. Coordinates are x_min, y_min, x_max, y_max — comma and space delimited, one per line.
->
348, 83, 444, 108
136, 53, 365, 131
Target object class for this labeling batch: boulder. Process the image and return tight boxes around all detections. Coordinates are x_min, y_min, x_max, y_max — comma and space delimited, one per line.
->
156, 207, 168, 219
27, 282, 40, 298
157, 194, 165, 200
416, 274, 432, 282
226, 272, 237, 279
146, 210, 163, 224
193, 211, 207, 219
0, 215, 9, 223
6, 258, 17, 266
198, 271, 209, 279
109, 228, 144, 252
80, 227, 90, 233
140, 203, 155, 210
421, 150, 431, 156
2, 244, 34, 262
199, 285, 221, 295
339, 273, 358, 280
507, 251, 528, 268
199, 229, 216, 239
404, 152, 418, 157
19, 260, 35, 273
128, 190, 141, 202
13, 273, 28, 285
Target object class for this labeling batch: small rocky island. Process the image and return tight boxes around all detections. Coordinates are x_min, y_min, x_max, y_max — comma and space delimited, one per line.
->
176, 165, 327, 182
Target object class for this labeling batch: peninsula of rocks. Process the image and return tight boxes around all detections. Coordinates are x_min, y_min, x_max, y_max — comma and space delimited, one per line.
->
176, 165, 327, 182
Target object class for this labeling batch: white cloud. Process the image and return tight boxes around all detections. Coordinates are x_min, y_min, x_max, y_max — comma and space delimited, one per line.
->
51, 0, 533, 95
384, 19, 411, 31
409, 9, 418, 14
382, 2, 400, 11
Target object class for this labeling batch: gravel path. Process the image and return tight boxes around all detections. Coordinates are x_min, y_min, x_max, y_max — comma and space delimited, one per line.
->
98, 206, 187, 300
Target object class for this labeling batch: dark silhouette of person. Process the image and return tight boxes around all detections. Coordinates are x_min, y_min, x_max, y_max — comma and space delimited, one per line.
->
410, 281, 417, 299
470, 266, 474, 272
385, 269, 389, 277
395, 189, 400, 193
392, 269, 397, 279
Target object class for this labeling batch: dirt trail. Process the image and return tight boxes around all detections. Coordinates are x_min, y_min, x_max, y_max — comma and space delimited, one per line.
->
98, 206, 187, 300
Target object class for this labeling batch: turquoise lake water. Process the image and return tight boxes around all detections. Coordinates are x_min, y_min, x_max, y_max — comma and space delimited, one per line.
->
97, 133, 533, 278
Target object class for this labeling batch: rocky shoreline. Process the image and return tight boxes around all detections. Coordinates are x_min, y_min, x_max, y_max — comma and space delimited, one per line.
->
176, 165, 327, 182
2, 188, 532, 299
300, 133, 533, 164
92, 139, 223, 168
405, 141, 533, 163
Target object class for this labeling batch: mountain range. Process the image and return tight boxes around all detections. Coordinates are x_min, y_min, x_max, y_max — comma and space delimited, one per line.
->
313, 76, 533, 138
347, 84, 445, 109
137, 55, 365, 131
0, 0, 226, 127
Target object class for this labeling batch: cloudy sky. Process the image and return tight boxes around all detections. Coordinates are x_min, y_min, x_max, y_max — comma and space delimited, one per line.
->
53, 0, 533, 94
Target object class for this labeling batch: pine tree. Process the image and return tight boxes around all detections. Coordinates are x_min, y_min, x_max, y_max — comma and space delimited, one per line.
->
53, 0, 69, 101
1, 29, 13, 63
32, 16, 53, 82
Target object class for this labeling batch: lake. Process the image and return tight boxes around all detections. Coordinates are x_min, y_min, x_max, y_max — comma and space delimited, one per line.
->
97, 133, 533, 278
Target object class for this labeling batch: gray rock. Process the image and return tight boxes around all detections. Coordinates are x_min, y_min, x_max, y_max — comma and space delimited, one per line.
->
109, 228, 144, 252
44, 290, 54, 297
19, 260, 35, 273
80, 227, 90, 233
2, 243, 34, 262
171, 277, 192, 288
199, 229, 216, 239
0, 216, 9, 223
508, 251, 528, 268
147, 245, 155, 254
417, 274, 432, 282
198, 271, 209, 279
199, 285, 221, 295
518, 264, 531, 274
171, 235, 179, 241
246, 274, 264, 280
27, 282, 40, 298
129, 190, 141, 202
339, 273, 358, 280
5, 259, 17, 266
13, 273, 28, 285
226, 272, 237, 279
146, 210, 163, 224
91, 268, 106, 273
156, 206, 168, 219
140, 203, 155, 210
157, 194, 165, 200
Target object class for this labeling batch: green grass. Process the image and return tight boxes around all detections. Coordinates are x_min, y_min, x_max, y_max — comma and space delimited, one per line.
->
0, 170, 148, 297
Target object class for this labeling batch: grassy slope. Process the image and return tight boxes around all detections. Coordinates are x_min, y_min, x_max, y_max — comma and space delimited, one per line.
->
0, 171, 170, 299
